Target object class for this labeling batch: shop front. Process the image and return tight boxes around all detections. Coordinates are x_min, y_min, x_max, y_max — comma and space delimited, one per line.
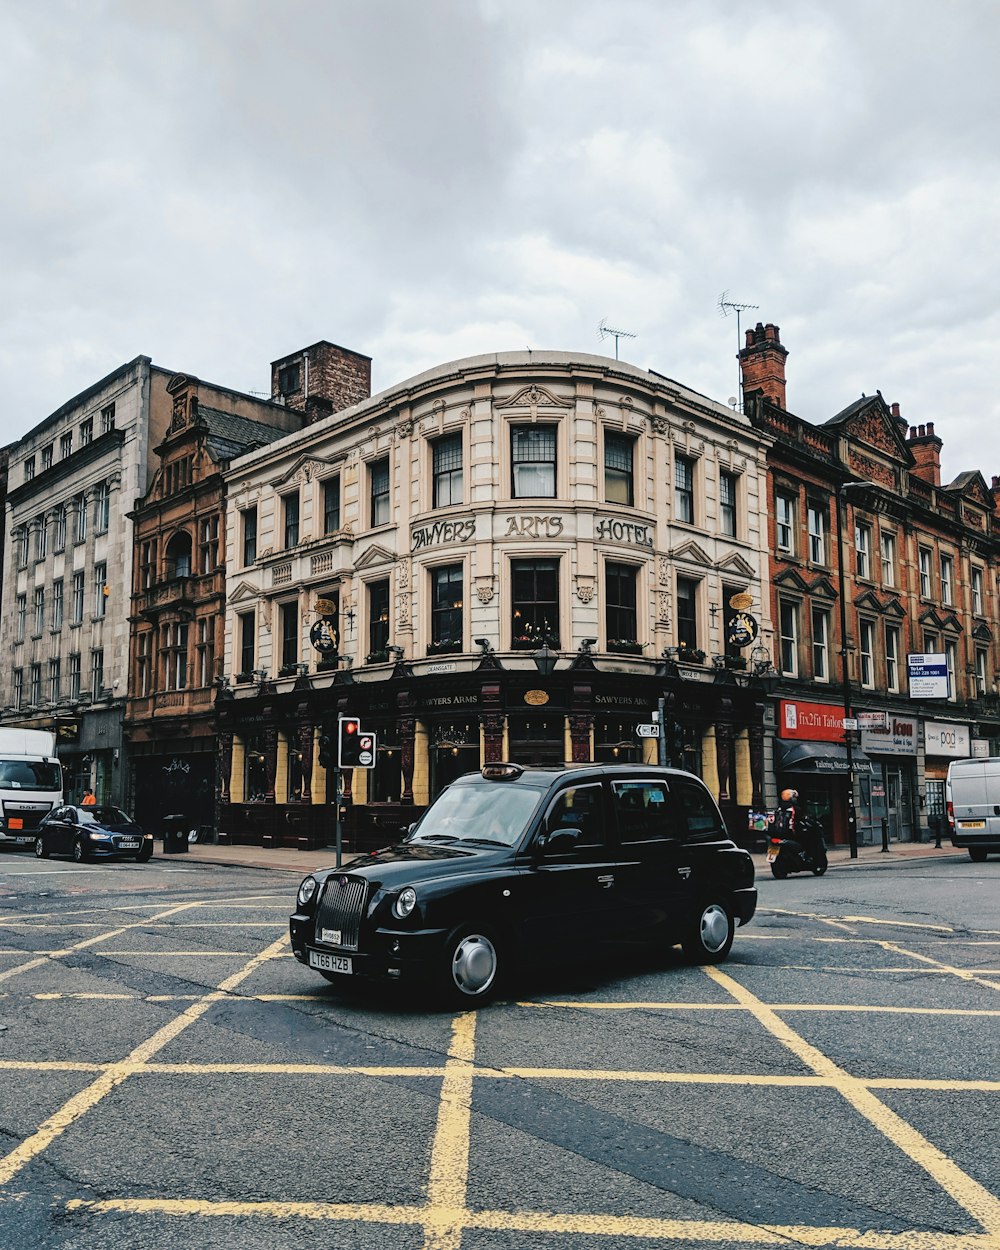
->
922, 719, 974, 843
859, 714, 918, 843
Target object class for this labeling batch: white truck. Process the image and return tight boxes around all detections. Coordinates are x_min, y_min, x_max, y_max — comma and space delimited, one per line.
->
0, 728, 64, 849
945, 756, 1000, 862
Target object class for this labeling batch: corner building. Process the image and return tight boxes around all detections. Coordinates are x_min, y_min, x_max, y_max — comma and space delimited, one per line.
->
217, 350, 774, 850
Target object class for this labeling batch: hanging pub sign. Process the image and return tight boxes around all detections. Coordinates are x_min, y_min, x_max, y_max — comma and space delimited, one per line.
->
309, 618, 339, 655
725, 610, 759, 649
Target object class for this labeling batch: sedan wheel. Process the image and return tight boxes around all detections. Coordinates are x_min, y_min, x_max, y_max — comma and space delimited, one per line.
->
72, 838, 87, 863
682, 899, 734, 964
442, 929, 501, 1005
34, 836, 48, 859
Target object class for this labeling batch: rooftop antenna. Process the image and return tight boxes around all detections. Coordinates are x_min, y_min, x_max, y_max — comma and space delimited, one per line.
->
718, 291, 758, 409
598, 318, 636, 361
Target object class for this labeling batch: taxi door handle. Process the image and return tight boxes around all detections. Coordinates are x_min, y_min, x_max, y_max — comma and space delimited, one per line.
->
597, 874, 615, 888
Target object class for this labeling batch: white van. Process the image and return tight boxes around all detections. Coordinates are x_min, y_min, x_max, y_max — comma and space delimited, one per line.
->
945, 757, 1000, 862
0, 728, 64, 848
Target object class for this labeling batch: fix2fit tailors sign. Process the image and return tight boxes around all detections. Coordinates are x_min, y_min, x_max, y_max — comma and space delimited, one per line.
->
779, 701, 845, 742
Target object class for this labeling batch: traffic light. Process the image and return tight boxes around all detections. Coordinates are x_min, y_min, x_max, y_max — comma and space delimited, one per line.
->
318, 730, 333, 770
666, 721, 686, 766
338, 717, 361, 767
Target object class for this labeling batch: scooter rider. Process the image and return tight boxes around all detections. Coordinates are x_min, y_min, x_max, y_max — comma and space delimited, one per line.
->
773, 788, 825, 866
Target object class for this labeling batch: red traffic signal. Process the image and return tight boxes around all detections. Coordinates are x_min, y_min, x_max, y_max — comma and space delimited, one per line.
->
338, 717, 362, 767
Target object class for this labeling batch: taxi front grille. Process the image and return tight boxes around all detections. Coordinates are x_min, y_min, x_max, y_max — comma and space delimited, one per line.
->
315, 877, 367, 950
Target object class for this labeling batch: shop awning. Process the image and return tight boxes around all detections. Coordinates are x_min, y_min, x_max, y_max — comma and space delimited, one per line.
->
776, 740, 874, 774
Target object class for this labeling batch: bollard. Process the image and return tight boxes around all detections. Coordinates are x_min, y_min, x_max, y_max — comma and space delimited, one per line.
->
880, 817, 889, 853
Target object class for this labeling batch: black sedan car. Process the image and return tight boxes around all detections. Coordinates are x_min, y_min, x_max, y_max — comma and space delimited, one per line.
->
34, 804, 153, 863
290, 763, 757, 1005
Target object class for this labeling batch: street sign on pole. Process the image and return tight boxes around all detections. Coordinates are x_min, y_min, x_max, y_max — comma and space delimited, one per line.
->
857, 711, 888, 730
842, 717, 859, 731
636, 723, 659, 739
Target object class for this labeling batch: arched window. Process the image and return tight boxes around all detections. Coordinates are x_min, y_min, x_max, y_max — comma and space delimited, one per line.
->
165, 531, 192, 579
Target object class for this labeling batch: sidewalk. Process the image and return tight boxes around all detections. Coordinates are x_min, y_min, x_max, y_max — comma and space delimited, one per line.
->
154, 837, 966, 875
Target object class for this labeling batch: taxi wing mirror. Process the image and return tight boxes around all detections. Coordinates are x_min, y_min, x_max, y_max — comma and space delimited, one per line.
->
538, 826, 582, 855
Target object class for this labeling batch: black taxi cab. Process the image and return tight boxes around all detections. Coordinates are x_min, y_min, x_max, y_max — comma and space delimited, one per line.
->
289, 763, 756, 1005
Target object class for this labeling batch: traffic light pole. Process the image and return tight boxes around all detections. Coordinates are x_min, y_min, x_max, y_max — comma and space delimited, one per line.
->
334, 766, 343, 868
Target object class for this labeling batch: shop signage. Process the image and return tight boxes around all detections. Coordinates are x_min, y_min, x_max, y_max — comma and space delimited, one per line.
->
411, 517, 476, 551
595, 693, 653, 709
425, 662, 456, 674
636, 723, 659, 738
924, 721, 971, 758
972, 739, 990, 758
524, 690, 549, 706
908, 653, 949, 699
861, 716, 917, 756
857, 711, 889, 730
422, 693, 480, 708
594, 516, 653, 548
779, 700, 845, 743
309, 619, 338, 654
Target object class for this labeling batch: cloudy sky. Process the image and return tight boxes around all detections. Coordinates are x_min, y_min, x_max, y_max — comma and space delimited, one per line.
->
2, 0, 997, 483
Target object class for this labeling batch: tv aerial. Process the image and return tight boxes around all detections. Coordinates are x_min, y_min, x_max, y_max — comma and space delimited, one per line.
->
717, 291, 759, 410
598, 318, 636, 360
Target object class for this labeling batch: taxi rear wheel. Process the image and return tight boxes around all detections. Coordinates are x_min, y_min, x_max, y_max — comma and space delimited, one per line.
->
681, 898, 734, 964
440, 928, 502, 1006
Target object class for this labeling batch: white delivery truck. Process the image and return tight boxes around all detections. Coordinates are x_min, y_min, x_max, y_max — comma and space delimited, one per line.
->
945, 756, 1000, 862
0, 728, 64, 849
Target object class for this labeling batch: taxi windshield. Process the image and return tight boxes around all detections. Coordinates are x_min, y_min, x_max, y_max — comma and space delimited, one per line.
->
408, 780, 541, 848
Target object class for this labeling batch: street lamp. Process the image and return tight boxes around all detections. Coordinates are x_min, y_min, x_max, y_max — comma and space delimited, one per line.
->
835, 479, 870, 859
532, 641, 558, 676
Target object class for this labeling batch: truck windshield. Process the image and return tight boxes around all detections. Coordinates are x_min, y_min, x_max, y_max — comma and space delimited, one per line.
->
408, 780, 542, 848
0, 761, 62, 790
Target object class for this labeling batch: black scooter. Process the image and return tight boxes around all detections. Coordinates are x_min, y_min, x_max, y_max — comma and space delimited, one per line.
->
767, 833, 828, 878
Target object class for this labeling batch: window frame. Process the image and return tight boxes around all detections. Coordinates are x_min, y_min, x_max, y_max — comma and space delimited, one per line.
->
856, 522, 872, 580
432, 433, 464, 509
918, 547, 932, 598
811, 606, 829, 682
859, 618, 876, 689
511, 424, 557, 500
779, 599, 799, 677
367, 579, 391, 658
885, 623, 900, 693
879, 531, 896, 586
429, 563, 464, 651
776, 492, 795, 554
241, 507, 258, 567
603, 432, 635, 507
971, 566, 984, 616
510, 558, 561, 649
605, 561, 639, 648
281, 491, 300, 550
940, 553, 954, 606
675, 575, 699, 651
369, 457, 391, 527
806, 501, 827, 565
719, 470, 738, 538
674, 454, 695, 525
322, 475, 341, 534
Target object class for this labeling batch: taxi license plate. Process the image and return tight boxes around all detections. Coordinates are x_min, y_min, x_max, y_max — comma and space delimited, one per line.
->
766, 849, 778, 862
958, 820, 986, 829
309, 951, 353, 976
118, 840, 141, 849
16, 836, 33, 844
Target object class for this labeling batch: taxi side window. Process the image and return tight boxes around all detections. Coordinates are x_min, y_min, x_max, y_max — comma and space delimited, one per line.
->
545, 785, 605, 849
612, 781, 672, 843
675, 780, 726, 840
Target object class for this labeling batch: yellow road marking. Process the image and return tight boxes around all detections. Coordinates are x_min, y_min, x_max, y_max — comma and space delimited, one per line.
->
875, 940, 1000, 995
0, 921, 286, 928
0, 901, 203, 984
423, 1012, 476, 1250
521, 1000, 1000, 1017
707, 966, 1000, 1236
0, 935, 288, 1187
61, 1198, 1000, 1248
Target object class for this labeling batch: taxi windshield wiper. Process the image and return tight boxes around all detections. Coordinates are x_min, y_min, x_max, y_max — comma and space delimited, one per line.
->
458, 837, 509, 847
413, 833, 460, 844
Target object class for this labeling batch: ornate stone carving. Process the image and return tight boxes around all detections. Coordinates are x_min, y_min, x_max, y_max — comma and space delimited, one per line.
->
396, 419, 414, 439
397, 562, 410, 591
847, 412, 898, 456
657, 591, 671, 624
658, 556, 671, 586
575, 580, 595, 604
650, 416, 668, 436
396, 592, 410, 628
848, 452, 895, 488
476, 579, 495, 604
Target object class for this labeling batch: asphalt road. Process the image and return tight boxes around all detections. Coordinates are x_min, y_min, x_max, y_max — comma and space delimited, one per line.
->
0, 848, 997, 1250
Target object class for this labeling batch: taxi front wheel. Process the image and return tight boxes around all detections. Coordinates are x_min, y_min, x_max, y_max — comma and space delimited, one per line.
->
440, 928, 502, 1006
681, 899, 734, 964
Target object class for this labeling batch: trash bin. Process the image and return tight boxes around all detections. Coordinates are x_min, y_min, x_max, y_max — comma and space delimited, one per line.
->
162, 814, 189, 854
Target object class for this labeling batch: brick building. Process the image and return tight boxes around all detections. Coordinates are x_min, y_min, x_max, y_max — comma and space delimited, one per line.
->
741, 323, 1000, 845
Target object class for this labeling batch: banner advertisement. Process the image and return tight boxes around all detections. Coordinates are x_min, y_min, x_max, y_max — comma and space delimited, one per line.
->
924, 722, 971, 758
861, 715, 918, 755
908, 653, 948, 699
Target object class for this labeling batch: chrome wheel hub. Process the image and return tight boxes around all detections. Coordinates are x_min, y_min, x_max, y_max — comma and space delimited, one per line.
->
451, 934, 498, 996
700, 904, 729, 952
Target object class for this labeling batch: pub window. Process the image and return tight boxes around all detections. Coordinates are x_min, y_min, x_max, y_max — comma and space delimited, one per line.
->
322, 476, 341, 534
511, 558, 560, 649
676, 575, 699, 650
779, 600, 799, 677
238, 610, 256, 677
511, 425, 556, 498
279, 601, 298, 670
244, 735, 268, 802
674, 454, 695, 525
604, 433, 634, 506
282, 491, 300, 549
605, 562, 638, 650
432, 433, 463, 508
368, 579, 390, 659
370, 457, 390, 527
430, 564, 464, 653
719, 471, 737, 537
241, 506, 258, 566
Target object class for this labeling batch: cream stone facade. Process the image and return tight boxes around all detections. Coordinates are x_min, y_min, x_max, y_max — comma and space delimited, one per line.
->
217, 351, 774, 851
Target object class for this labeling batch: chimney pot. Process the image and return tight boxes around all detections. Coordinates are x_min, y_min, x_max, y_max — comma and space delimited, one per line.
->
909, 426, 917, 438
891, 402, 901, 418
926, 421, 934, 436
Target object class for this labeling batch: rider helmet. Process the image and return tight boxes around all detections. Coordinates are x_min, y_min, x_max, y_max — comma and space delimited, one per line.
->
780, 788, 799, 803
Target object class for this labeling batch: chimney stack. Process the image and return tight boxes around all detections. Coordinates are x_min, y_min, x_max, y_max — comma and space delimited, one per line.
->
907, 421, 943, 487
271, 340, 372, 425
738, 322, 788, 410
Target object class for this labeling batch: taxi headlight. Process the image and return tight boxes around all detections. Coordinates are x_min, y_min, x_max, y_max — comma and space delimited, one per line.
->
393, 887, 417, 919
297, 876, 318, 908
